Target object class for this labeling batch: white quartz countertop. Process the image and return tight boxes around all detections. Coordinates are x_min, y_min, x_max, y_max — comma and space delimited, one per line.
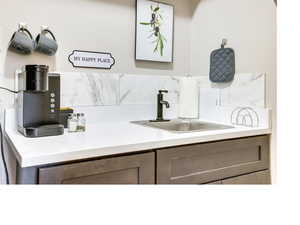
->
5, 120, 271, 168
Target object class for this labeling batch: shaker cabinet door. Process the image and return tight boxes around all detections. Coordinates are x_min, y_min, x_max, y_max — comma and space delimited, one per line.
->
222, 170, 271, 184
38, 152, 155, 184
157, 136, 270, 184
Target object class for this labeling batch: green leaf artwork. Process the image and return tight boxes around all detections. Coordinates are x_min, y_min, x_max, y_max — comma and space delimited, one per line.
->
140, 3, 167, 56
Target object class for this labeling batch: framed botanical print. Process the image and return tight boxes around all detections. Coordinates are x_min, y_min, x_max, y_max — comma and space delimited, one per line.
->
135, 0, 174, 63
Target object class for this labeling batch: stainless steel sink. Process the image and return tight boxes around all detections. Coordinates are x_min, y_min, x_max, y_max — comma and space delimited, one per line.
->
131, 119, 234, 133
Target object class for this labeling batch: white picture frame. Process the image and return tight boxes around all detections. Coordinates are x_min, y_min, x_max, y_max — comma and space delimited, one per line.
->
135, 0, 174, 63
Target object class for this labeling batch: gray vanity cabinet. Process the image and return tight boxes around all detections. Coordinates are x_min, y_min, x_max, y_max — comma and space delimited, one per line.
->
38, 152, 155, 184
16, 135, 270, 185
156, 136, 270, 184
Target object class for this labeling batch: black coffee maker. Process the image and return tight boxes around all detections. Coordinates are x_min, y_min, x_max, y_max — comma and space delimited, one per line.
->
17, 65, 64, 137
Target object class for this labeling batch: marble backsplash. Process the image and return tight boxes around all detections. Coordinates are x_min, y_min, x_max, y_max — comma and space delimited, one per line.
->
119, 74, 179, 105
199, 73, 266, 108
59, 72, 265, 108
58, 71, 268, 128
60, 72, 120, 107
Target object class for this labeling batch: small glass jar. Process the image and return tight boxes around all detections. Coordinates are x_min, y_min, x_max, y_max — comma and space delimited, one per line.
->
68, 114, 78, 133
77, 113, 86, 132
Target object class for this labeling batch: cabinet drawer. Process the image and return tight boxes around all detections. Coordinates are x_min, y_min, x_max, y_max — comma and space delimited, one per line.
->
39, 152, 155, 184
157, 136, 269, 184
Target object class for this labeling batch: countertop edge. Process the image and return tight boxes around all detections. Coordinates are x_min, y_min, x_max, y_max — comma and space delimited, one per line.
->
4, 132, 23, 166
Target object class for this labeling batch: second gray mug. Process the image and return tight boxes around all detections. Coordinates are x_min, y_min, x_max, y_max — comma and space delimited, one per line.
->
35, 29, 58, 56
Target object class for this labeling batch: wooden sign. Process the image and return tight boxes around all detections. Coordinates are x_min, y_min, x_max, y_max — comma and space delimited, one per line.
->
68, 50, 115, 69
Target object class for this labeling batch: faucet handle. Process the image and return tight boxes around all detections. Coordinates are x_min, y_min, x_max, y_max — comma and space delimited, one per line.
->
159, 90, 168, 94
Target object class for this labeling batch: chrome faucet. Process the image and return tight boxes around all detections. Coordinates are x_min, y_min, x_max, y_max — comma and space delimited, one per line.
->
155, 90, 170, 122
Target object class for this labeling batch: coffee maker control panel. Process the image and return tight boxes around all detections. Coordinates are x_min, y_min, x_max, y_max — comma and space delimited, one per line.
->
47, 73, 60, 122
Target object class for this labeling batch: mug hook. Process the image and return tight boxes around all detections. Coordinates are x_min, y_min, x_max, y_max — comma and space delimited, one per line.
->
41, 25, 49, 33
221, 38, 227, 48
18, 22, 27, 31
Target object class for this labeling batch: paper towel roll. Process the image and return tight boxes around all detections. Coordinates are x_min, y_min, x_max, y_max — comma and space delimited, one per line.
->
178, 77, 199, 119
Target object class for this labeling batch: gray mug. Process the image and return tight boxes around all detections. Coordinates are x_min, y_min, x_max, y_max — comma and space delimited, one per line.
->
8, 28, 35, 55
35, 29, 58, 56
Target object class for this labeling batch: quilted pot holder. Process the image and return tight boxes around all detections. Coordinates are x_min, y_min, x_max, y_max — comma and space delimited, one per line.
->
209, 40, 235, 83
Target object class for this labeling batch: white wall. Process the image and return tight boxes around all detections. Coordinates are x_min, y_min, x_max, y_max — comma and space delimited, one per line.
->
190, 0, 276, 76
190, 0, 277, 182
